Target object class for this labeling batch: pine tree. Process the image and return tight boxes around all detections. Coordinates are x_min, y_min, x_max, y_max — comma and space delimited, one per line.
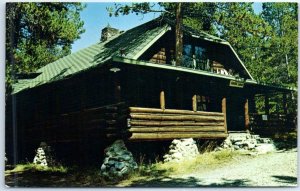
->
6, 2, 85, 94
261, 3, 298, 87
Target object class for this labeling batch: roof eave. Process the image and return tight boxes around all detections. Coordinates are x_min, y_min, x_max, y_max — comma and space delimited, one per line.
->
113, 56, 243, 81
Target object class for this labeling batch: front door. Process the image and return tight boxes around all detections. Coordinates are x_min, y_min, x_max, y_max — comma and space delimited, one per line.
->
227, 95, 245, 131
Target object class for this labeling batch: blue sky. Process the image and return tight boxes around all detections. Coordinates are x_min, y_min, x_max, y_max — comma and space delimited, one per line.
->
71, 2, 262, 53
71, 3, 160, 53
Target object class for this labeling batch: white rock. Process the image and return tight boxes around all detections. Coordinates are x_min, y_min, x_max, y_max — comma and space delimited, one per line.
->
255, 144, 276, 154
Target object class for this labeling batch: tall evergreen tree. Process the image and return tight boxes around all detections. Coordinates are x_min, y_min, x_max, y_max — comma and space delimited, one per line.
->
261, 3, 298, 87
107, 2, 217, 66
214, 2, 273, 83
6, 2, 85, 94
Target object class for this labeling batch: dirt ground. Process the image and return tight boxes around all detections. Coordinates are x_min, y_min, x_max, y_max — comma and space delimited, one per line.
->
118, 149, 297, 187
5, 148, 297, 188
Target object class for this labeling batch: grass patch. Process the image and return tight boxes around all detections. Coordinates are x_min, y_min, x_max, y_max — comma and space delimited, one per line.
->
150, 149, 243, 175
6, 163, 68, 174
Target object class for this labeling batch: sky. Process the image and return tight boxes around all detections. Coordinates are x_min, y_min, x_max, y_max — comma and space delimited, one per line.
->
71, 3, 161, 53
71, 2, 262, 53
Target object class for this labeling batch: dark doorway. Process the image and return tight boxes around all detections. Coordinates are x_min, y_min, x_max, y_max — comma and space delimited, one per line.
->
227, 94, 245, 131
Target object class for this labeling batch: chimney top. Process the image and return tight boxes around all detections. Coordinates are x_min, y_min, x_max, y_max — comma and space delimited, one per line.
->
100, 24, 120, 42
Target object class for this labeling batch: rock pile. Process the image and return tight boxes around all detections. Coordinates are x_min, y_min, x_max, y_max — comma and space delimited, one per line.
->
100, 140, 138, 178
163, 138, 199, 162
33, 142, 55, 167
216, 132, 276, 154
5, 153, 7, 165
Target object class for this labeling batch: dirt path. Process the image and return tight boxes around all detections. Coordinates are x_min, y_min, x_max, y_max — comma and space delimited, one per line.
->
5, 149, 297, 187
121, 149, 297, 187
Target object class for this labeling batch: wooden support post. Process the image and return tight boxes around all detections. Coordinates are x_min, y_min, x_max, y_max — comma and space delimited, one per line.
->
222, 97, 227, 133
114, 74, 121, 102
160, 91, 165, 110
283, 93, 287, 115
282, 93, 288, 129
245, 99, 250, 131
265, 95, 269, 115
192, 95, 197, 112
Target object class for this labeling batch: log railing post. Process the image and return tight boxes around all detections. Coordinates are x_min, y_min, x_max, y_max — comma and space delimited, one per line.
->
192, 95, 197, 112
265, 94, 269, 115
222, 97, 227, 133
283, 93, 287, 115
245, 98, 250, 131
160, 91, 165, 110
283, 93, 288, 129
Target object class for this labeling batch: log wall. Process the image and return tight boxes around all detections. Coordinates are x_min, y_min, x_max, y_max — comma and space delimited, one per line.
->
127, 107, 228, 140
20, 102, 128, 147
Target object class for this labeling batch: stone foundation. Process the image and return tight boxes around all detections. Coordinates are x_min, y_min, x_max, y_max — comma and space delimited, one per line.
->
33, 142, 55, 166
163, 138, 199, 162
100, 140, 138, 179
216, 132, 276, 154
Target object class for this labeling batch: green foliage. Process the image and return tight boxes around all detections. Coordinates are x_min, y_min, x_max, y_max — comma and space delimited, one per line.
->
108, 2, 217, 32
214, 3, 273, 82
6, 2, 85, 94
261, 3, 298, 87
212, 2, 298, 88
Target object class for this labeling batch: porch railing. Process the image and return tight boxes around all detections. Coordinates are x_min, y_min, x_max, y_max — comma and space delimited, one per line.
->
127, 107, 228, 141
249, 113, 297, 135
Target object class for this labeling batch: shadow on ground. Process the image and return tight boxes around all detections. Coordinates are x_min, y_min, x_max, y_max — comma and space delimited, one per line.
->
126, 174, 251, 187
5, 167, 108, 187
272, 175, 297, 185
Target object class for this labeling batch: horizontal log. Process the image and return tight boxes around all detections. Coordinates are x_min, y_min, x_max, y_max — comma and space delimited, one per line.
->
87, 119, 106, 125
106, 133, 126, 139
84, 102, 127, 112
60, 102, 127, 116
129, 107, 223, 116
128, 132, 228, 140
129, 113, 223, 117
129, 120, 224, 127
130, 114, 224, 122
128, 126, 225, 132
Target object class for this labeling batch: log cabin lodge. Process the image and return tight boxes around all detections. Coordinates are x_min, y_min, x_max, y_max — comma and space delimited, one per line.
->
6, 18, 296, 162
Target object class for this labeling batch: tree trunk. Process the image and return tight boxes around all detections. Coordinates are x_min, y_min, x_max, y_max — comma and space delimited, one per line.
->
175, 3, 183, 66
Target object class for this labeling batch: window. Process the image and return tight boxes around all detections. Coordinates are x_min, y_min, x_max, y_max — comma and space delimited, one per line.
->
197, 95, 210, 111
183, 44, 193, 68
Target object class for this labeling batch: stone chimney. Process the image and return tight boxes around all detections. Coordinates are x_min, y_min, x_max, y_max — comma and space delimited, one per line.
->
101, 24, 120, 42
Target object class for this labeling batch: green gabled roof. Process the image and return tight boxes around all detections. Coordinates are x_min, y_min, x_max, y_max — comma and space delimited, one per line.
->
12, 17, 253, 94
12, 19, 170, 94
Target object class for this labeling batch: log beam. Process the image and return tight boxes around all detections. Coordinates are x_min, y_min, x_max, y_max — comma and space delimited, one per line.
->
245, 99, 250, 131
192, 95, 197, 112
130, 114, 224, 122
129, 126, 225, 132
129, 120, 224, 127
222, 97, 227, 133
265, 95, 269, 115
160, 91, 165, 110
283, 93, 287, 115
129, 107, 224, 116
129, 132, 228, 140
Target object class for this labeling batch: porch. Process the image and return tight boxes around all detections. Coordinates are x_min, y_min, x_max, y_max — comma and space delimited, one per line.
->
126, 91, 228, 140
127, 107, 228, 140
